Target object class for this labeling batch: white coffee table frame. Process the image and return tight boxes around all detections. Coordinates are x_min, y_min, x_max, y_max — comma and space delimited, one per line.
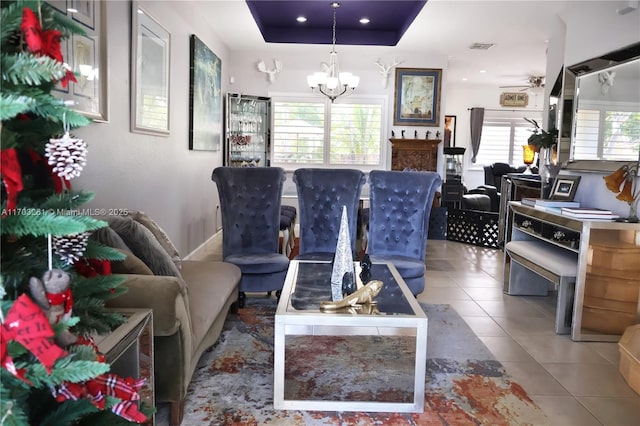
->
273, 260, 428, 413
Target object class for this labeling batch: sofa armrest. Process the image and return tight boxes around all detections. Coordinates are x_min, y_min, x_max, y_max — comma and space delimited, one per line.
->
106, 274, 189, 336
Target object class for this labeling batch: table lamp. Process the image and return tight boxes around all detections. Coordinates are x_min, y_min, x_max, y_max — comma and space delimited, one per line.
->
603, 164, 639, 222
522, 145, 536, 174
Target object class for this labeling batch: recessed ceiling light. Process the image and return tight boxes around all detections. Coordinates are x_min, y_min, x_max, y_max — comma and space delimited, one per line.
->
480, 70, 486, 73
462, 77, 468, 81
296, 16, 307, 23
359, 17, 370, 24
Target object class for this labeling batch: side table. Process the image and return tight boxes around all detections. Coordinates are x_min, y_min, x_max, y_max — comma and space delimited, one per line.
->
93, 308, 154, 425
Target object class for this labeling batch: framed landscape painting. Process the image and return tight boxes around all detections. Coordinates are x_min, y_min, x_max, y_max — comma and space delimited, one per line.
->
189, 34, 221, 151
393, 68, 442, 127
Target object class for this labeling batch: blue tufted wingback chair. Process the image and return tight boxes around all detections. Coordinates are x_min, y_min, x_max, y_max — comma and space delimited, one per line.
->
366, 170, 442, 296
211, 167, 290, 307
293, 168, 366, 261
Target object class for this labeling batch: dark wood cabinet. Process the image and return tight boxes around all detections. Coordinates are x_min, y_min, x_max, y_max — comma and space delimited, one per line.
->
390, 138, 441, 172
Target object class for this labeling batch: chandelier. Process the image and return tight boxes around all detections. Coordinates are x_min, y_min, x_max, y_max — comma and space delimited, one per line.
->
306, 2, 359, 102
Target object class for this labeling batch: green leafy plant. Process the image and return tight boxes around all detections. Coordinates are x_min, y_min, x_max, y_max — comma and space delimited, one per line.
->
524, 117, 558, 149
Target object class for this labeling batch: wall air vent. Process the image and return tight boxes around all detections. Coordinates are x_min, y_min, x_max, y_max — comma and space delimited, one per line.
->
469, 43, 495, 50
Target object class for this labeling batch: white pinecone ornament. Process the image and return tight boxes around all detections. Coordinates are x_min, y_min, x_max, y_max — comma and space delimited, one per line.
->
53, 232, 89, 264
45, 132, 87, 179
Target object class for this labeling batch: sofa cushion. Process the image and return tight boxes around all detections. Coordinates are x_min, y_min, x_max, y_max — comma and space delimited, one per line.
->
110, 248, 154, 275
90, 226, 131, 251
130, 211, 182, 270
180, 260, 241, 352
108, 215, 182, 278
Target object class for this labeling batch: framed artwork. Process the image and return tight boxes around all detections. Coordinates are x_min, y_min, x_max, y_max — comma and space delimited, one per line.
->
550, 175, 581, 200
444, 115, 456, 147
131, 2, 171, 136
500, 92, 529, 107
45, 0, 108, 121
189, 34, 222, 151
393, 68, 442, 127
70, 0, 95, 30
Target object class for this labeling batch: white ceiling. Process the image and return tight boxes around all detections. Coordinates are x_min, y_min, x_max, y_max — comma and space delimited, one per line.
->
201, 1, 627, 88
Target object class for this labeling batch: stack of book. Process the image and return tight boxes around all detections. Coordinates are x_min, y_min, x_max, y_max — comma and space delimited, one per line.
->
520, 198, 580, 210
560, 207, 619, 220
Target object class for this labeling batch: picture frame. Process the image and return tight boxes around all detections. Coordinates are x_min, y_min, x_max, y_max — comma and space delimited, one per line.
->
130, 2, 171, 136
393, 68, 442, 127
189, 34, 222, 151
46, 0, 108, 121
444, 115, 456, 147
550, 175, 581, 200
70, 0, 95, 30
500, 92, 529, 107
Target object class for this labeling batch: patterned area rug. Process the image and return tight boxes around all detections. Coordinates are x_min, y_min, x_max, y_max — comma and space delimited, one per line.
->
171, 300, 548, 425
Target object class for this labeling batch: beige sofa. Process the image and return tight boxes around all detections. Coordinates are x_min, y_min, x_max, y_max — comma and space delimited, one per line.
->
92, 212, 240, 426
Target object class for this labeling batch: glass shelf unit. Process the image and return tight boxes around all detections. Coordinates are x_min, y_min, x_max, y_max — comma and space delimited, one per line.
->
224, 93, 271, 167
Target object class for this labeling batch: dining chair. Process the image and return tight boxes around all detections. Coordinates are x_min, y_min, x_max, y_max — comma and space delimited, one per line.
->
293, 168, 366, 261
366, 169, 442, 296
211, 166, 290, 307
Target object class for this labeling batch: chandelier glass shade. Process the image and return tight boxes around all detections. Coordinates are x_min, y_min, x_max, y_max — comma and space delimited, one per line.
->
307, 2, 359, 102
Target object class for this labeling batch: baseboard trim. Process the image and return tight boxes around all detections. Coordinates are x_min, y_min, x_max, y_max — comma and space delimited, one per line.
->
183, 230, 222, 261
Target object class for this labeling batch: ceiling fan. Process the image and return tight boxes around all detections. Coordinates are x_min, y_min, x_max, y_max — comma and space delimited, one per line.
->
500, 76, 545, 91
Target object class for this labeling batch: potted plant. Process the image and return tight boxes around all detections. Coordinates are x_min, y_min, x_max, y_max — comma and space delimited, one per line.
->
524, 117, 558, 150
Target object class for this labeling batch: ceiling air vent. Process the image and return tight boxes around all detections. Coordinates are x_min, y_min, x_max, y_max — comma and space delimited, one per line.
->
469, 43, 495, 50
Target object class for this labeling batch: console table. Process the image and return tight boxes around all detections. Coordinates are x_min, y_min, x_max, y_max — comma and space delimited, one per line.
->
94, 309, 154, 425
389, 138, 441, 171
504, 202, 640, 342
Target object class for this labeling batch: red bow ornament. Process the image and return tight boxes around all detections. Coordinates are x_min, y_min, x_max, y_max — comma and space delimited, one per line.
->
20, 7, 76, 88
0, 294, 67, 379
0, 148, 24, 216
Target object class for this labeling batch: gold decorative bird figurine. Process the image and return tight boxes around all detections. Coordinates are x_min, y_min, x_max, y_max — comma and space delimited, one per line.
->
320, 280, 383, 311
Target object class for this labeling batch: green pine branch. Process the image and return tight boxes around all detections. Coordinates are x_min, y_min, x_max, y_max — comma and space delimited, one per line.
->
0, 212, 88, 237
72, 274, 127, 299
0, 399, 30, 426
72, 306, 126, 336
1, 116, 63, 150
40, 400, 99, 426
2, 52, 69, 86
1, 86, 89, 127
81, 241, 126, 262
0, 93, 35, 120
41, 191, 95, 211
0, 1, 23, 46
23, 359, 110, 387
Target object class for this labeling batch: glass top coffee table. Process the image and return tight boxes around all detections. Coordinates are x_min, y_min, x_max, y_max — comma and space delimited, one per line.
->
273, 260, 428, 413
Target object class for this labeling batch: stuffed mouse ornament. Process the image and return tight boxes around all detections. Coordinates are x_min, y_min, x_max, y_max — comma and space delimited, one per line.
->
29, 269, 77, 347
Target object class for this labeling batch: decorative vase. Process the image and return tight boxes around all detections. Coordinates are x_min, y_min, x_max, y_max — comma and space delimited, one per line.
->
331, 206, 353, 301
538, 147, 552, 183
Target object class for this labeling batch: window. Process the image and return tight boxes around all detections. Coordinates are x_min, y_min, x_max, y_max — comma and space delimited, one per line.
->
475, 111, 542, 166
573, 102, 640, 161
272, 95, 385, 168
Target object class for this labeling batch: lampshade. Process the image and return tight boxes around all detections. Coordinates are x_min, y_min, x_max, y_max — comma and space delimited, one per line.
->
603, 165, 627, 192
616, 178, 635, 203
522, 145, 535, 165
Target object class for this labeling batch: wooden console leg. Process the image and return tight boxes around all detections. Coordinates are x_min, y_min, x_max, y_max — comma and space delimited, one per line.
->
238, 291, 246, 308
170, 399, 185, 426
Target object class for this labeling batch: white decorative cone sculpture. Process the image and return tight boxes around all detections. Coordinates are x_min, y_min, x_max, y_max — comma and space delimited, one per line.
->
331, 205, 353, 301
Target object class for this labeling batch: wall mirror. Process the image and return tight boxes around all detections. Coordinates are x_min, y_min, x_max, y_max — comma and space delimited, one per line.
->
559, 42, 639, 172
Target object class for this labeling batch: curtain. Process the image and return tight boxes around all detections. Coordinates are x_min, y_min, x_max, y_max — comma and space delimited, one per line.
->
469, 107, 485, 163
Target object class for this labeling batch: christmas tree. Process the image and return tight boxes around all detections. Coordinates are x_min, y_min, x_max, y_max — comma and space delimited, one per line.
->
1, 1, 149, 424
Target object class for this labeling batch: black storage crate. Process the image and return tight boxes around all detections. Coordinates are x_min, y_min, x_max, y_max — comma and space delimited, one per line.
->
447, 208, 500, 248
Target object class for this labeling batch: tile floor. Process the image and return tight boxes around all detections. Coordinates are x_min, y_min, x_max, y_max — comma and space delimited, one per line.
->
192, 234, 640, 425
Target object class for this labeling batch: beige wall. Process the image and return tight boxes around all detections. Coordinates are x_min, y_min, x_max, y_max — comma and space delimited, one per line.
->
75, 0, 231, 255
